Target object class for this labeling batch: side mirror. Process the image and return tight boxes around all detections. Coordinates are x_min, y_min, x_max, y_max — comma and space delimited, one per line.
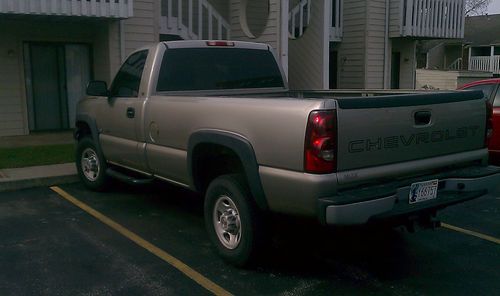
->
86, 81, 109, 97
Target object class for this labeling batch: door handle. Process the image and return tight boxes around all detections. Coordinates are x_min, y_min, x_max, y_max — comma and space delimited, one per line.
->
126, 107, 135, 118
414, 111, 431, 125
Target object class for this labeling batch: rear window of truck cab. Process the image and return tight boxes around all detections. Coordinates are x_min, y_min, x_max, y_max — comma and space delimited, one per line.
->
156, 48, 285, 91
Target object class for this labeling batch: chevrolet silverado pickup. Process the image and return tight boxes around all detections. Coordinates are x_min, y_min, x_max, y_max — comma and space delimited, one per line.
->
75, 40, 500, 266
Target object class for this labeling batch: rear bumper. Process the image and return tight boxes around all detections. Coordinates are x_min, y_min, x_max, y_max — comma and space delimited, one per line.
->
318, 166, 500, 225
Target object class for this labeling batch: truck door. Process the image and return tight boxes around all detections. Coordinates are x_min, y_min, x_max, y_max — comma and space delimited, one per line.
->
97, 50, 149, 171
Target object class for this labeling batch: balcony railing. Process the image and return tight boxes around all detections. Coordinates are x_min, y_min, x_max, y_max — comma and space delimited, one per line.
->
0, 0, 133, 18
288, 0, 310, 39
288, 0, 342, 41
469, 56, 500, 74
395, 0, 464, 38
330, 0, 342, 41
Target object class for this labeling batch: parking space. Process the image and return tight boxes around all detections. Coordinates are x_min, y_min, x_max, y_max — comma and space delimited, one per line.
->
1, 182, 499, 295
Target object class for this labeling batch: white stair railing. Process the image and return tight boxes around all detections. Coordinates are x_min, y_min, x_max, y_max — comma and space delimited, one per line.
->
447, 57, 462, 70
160, 0, 230, 40
288, 0, 310, 39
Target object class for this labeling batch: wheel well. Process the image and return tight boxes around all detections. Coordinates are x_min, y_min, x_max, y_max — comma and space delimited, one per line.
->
75, 121, 92, 140
192, 143, 245, 193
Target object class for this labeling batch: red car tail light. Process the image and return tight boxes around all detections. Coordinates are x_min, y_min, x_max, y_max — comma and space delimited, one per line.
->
304, 110, 337, 174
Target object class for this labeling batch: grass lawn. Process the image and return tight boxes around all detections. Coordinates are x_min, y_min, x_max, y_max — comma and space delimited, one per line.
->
0, 144, 75, 169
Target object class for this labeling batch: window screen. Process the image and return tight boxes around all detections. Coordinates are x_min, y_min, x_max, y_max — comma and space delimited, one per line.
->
156, 48, 284, 91
110, 50, 148, 98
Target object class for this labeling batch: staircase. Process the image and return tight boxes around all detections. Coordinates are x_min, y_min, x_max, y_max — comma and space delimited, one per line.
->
160, 0, 230, 40
447, 58, 463, 71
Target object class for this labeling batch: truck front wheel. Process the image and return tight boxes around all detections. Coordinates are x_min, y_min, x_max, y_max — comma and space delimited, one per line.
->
204, 174, 266, 267
76, 137, 109, 191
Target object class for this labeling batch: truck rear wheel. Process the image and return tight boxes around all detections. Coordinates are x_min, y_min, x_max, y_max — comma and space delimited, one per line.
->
76, 137, 109, 191
204, 174, 266, 267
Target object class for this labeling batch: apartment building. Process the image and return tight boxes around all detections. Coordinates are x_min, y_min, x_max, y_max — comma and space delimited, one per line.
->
0, 0, 465, 137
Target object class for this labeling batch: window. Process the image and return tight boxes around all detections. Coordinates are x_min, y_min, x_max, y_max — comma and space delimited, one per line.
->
463, 84, 495, 101
494, 87, 500, 107
110, 50, 148, 98
156, 48, 284, 92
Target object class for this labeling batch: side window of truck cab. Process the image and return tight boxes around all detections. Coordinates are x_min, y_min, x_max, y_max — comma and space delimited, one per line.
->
109, 50, 148, 98
494, 85, 500, 107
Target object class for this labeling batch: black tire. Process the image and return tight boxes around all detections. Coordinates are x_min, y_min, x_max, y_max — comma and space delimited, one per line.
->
76, 137, 109, 191
204, 174, 267, 267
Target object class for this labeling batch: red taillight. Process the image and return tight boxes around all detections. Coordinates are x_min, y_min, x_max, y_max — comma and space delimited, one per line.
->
304, 110, 336, 174
206, 41, 235, 47
486, 100, 493, 147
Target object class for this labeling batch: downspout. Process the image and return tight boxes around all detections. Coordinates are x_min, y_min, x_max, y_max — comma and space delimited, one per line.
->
119, 20, 126, 63
280, 0, 289, 79
323, 0, 331, 89
384, 0, 390, 89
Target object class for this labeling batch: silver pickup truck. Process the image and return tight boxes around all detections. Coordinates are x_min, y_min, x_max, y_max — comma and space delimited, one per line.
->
75, 40, 500, 266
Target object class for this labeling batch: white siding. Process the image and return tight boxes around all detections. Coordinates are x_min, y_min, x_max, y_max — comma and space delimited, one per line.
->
393, 38, 417, 89
123, 0, 159, 56
108, 21, 122, 79
365, 0, 387, 89
288, 0, 327, 89
230, 0, 280, 51
0, 35, 25, 136
416, 69, 459, 90
338, 0, 367, 88
389, 0, 401, 37
208, 0, 230, 20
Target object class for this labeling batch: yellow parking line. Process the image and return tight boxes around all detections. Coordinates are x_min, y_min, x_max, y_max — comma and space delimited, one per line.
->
442, 223, 500, 245
50, 186, 232, 296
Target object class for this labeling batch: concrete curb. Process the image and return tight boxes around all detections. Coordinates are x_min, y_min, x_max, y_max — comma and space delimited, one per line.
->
0, 175, 79, 192
0, 163, 79, 192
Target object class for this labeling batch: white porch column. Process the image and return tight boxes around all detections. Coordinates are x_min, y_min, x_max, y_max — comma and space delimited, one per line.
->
468, 46, 472, 70
280, 0, 289, 79
490, 45, 495, 73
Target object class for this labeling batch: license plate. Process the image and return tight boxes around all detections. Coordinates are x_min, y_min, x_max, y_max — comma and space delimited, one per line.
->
409, 179, 439, 204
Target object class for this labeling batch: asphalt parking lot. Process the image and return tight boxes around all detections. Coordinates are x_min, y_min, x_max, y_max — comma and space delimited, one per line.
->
1, 182, 499, 295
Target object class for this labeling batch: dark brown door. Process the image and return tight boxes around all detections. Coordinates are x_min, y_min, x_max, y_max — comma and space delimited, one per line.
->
391, 52, 401, 89
329, 50, 338, 89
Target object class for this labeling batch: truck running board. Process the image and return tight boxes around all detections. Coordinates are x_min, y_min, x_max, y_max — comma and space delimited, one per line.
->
106, 168, 154, 185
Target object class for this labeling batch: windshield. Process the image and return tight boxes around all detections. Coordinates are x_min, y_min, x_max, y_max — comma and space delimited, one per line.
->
156, 47, 285, 91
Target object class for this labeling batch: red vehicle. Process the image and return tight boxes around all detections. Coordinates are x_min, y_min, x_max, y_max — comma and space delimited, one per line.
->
459, 78, 500, 165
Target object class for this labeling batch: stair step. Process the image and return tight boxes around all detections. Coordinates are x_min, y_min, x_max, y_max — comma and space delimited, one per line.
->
106, 168, 154, 185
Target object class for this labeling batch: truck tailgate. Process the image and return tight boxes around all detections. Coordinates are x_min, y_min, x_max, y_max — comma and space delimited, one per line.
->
335, 91, 486, 172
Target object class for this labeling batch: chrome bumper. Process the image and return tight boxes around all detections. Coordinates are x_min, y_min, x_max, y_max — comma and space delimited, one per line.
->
320, 167, 500, 225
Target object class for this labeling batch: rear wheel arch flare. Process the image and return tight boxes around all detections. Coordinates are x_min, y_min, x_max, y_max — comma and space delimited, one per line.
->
187, 131, 268, 210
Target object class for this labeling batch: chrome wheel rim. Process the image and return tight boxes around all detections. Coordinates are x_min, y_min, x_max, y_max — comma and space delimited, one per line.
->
213, 195, 241, 250
81, 148, 100, 182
